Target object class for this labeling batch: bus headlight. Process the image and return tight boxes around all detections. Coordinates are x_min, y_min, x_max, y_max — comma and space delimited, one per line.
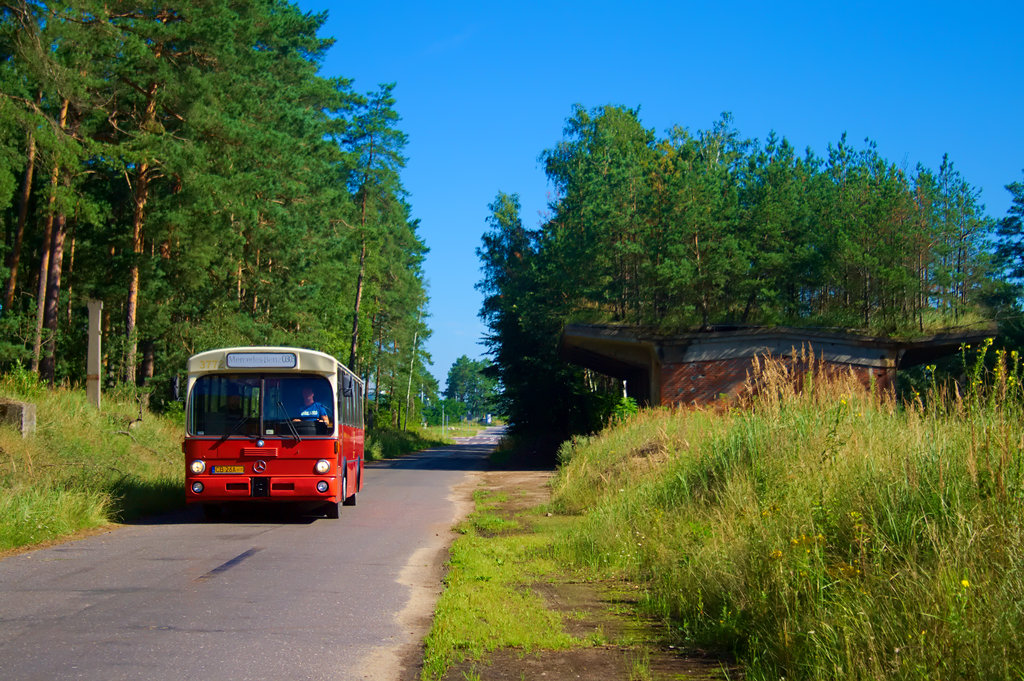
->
191, 481, 204, 494
190, 460, 206, 474
316, 480, 329, 493
314, 459, 331, 474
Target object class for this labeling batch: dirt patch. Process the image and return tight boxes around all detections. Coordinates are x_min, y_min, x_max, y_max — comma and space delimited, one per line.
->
445, 646, 728, 681
530, 580, 637, 641
475, 469, 554, 515
444, 647, 634, 680
432, 469, 734, 681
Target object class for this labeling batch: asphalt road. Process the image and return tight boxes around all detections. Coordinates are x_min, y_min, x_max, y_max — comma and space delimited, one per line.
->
0, 427, 505, 681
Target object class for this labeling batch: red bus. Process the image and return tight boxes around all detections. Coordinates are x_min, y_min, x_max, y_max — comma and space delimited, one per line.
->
183, 347, 364, 520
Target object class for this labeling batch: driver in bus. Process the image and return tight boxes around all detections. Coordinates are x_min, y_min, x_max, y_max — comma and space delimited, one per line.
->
294, 387, 332, 428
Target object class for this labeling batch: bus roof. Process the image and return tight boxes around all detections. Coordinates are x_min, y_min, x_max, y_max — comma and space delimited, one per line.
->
187, 346, 359, 380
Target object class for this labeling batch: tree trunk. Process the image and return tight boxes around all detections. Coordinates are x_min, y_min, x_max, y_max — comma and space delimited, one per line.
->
373, 315, 383, 414
348, 235, 366, 370
403, 313, 420, 431
141, 341, 155, 383
918, 254, 925, 332
31, 99, 69, 372
64, 228, 76, 325
3, 127, 37, 312
39, 213, 67, 383
124, 81, 159, 384
388, 341, 398, 428
252, 246, 260, 314
124, 161, 149, 384
30, 207, 55, 373
694, 232, 709, 328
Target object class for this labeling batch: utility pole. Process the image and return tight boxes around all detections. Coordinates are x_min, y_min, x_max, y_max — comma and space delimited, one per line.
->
86, 300, 103, 409
403, 309, 421, 432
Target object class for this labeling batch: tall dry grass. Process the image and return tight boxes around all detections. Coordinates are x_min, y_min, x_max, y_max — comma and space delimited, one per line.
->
552, 342, 1024, 680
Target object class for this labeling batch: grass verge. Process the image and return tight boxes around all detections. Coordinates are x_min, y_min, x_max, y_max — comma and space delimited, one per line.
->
420, 422, 489, 441
365, 421, 489, 460
420, 488, 580, 679
421, 471, 733, 680
366, 427, 449, 460
0, 370, 184, 551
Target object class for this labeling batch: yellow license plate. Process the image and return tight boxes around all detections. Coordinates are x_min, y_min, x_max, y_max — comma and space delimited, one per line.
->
212, 465, 244, 474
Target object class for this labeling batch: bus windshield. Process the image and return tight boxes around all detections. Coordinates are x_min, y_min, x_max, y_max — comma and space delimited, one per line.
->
189, 373, 334, 437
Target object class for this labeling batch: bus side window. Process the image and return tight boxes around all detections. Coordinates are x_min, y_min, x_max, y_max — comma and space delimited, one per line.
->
338, 371, 345, 426
356, 382, 363, 429
340, 371, 354, 427
344, 384, 352, 427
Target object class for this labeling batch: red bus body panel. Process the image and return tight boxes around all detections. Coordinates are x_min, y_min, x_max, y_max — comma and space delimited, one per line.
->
184, 435, 363, 506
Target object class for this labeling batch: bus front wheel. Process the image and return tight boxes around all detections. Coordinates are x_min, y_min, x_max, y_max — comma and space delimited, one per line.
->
324, 475, 344, 519
343, 468, 357, 506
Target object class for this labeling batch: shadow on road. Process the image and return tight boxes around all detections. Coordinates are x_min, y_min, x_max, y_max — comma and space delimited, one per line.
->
130, 503, 323, 526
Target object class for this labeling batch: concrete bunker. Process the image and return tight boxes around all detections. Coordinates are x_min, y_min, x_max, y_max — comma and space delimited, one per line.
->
559, 323, 994, 407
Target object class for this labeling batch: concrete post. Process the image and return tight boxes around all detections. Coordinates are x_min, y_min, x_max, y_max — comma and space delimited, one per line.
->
87, 299, 102, 410
0, 399, 35, 437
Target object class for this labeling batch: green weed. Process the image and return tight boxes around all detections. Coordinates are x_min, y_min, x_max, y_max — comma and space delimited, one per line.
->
628, 647, 652, 681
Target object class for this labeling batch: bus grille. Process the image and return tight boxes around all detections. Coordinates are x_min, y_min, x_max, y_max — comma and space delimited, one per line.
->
251, 477, 269, 497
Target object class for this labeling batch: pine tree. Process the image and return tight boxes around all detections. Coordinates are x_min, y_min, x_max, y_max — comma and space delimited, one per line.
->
994, 173, 1024, 284
0, 1, 430, 407
344, 83, 408, 373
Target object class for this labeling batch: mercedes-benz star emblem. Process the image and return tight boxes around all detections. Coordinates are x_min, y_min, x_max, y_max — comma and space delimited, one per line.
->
253, 460, 267, 473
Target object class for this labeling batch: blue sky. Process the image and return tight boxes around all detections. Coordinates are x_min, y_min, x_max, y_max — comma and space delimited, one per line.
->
297, 1, 1024, 386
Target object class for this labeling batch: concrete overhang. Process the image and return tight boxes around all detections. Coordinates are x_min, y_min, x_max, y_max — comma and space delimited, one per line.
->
558, 324, 661, 405
559, 324, 658, 375
560, 322, 997, 406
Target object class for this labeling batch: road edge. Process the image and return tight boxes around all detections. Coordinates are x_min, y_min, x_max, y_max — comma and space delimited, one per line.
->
354, 469, 483, 680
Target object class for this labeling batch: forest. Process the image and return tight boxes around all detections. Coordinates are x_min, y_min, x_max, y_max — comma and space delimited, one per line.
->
478, 104, 1024, 436
0, 1, 436, 423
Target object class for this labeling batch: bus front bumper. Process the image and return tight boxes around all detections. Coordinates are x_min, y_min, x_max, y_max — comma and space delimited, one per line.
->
186, 475, 338, 503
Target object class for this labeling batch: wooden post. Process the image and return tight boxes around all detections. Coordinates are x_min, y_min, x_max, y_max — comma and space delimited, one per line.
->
87, 299, 103, 409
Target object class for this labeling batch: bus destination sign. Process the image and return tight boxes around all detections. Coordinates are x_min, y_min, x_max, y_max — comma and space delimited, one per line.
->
226, 352, 297, 369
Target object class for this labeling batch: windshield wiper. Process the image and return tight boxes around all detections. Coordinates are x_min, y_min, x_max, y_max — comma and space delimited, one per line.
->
277, 400, 302, 442
215, 416, 253, 446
